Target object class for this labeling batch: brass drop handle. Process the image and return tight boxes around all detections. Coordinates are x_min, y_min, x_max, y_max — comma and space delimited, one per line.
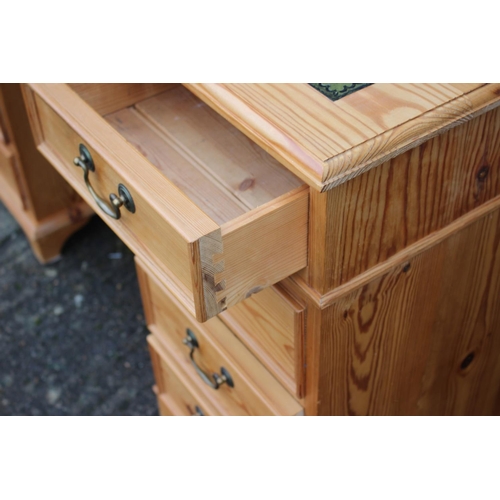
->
182, 328, 234, 390
73, 144, 135, 220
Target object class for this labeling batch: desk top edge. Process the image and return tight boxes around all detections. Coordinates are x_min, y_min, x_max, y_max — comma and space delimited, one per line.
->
186, 83, 500, 192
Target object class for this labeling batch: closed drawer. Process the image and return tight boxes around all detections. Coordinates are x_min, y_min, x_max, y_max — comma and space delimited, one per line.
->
219, 283, 305, 398
154, 385, 207, 416
149, 341, 220, 416
137, 257, 303, 416
22, 83, 308, 322
153, 385, 208, 416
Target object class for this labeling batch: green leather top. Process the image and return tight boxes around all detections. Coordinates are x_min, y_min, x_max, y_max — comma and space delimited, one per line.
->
309, 83, 371, 102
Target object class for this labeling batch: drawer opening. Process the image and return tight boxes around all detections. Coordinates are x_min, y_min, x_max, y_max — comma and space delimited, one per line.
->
27, 83, 309, 321
72, 83, 303, 224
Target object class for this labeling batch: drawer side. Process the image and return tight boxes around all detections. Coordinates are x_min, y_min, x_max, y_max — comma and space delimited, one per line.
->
220, 284, 305, 398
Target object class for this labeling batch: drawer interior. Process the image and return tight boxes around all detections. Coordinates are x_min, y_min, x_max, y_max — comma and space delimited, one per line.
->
28, 83, 308, 321
70, 83, 303, 225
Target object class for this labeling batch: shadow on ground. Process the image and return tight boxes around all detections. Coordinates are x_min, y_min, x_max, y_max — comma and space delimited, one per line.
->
0, 202, 157, 415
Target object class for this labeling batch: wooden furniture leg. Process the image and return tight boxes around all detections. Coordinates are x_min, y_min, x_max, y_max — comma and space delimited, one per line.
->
0, 83, 93, 263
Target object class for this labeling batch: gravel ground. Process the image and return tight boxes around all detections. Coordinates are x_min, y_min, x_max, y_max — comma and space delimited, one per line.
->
0, 201, 158, 415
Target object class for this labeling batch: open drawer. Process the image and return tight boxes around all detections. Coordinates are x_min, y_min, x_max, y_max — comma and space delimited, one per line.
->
22, 84, 308, 321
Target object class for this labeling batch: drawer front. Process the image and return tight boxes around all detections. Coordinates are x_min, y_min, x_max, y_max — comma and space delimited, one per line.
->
219, 284, 305, 398
155, 388, 209, 416
137, 257, 303, 416
23, 83, 308, 322
149, 338, 219, 416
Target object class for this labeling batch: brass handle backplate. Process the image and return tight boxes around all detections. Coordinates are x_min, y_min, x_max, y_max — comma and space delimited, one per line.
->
73, 144, 135, 220
183, 328, 234, 390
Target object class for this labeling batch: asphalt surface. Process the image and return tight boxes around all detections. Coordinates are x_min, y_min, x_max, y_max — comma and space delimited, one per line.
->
0, 201, 158, 415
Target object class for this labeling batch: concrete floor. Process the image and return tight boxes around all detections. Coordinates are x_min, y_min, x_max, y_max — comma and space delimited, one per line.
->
0, 201, 158, 415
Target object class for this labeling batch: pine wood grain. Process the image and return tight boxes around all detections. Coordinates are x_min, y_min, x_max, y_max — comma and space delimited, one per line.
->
0, 86, 10, 144
3, 84, 88, 220
308, 105, 500, 294
311, 207, 500, 415
0, 175, 90, 263
25, 83, 222, 320
219, 284, 305, 398
25, 83, 308, 321
31, 89, 199, 296
106, 107, 246, 225
322, 84, 500, 189
153, 386, 176, 416
154, 386, 210, 416
135, 85, 303, 210
0, 141, 19, 198
217, 186, 308, 308
26, 84, 220, 241
137, 258, 303, 416
0, 84, 93, 263
186, 83, 499, 191
68, 83, 176, 116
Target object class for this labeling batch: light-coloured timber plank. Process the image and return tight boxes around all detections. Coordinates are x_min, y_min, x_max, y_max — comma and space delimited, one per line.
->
186, 83, 495, 191
322, 83, 500, 189
29, 87, 200, 305
27, 84, 219, 241
0, 172, 92, 264
151, 314, 303, 416
449, 83, 483, 93
313, 206, 500, 415
4, 83, 85, 220
0, 142, 20, 199
26, 86, 224, 321
155, 387, 214, 416
280, 192, 500, 316
105, 107, 246, 225
216, 186, 309, 308
68, 83, 177, 116
0, 84, 93, 263
26, 84, 308, 321
27, 84, 272, 321
138, 259, 303, 415
153, 386, 176, 416
219, 284, 304, 398
190, 228, 225, 321
135, 85, 303, 210
313, 193, 500, 310
134, 250, 199, 320
226, 83, 470, 159
185, 82, 325, 190
0, 85, 11, 144
308, 104, 500, 294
